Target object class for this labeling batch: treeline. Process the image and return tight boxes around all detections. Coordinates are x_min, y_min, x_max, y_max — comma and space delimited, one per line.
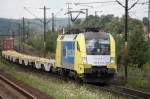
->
0, 18, 69, 35
26, 31, 57, 58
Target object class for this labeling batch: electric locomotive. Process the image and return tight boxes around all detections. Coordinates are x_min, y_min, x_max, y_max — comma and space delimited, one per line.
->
55, 31, 117, 82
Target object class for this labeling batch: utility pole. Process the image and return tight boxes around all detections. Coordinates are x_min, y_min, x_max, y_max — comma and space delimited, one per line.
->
148, 0, 150, 39
124, 0, 128, 80
66, 3, 72, 33
44, 6, 46, 57
22, 17, 25, 52
95, 11, 97, 16
40, 6, 50, 57
116, 0, 139, 81
18, 23, 21, 52
52, 13, 55, 32
27, 21, 30, 39
22, 17, 25, 43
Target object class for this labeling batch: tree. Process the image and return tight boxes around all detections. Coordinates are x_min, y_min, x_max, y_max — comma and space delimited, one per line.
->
128, 19, 147, 67
82, 15, 100, 28
46, 31, 57, 53
105, 17, 124, 34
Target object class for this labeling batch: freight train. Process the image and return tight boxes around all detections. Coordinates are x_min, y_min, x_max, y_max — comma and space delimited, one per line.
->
1, 31, 117, 83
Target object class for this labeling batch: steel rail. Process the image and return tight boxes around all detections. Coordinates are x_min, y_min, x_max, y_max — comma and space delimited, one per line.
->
112, 85, 150, 99
0, 73, 37, 99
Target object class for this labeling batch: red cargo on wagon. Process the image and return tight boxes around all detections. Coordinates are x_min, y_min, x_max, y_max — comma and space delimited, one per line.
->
3, 37, 14, 50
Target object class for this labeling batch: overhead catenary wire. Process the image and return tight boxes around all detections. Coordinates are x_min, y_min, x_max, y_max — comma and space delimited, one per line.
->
24, 7, 43, 23
74, 1, 116, 5
24, 6, 51, 57
137, 2, 149, 5
66, 3, 72, 33
46, 8, 64, 24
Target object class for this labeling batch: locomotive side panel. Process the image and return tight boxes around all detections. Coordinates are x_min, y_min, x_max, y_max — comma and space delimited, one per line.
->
107, 34, 117, 70
55, 35, 62, 68
61, 41, 75, 69
55, 34, 77, 70
74, 34, 87, 75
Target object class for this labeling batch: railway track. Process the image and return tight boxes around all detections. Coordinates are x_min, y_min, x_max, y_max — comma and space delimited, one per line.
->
91, 84, 150, 99
0, 70, 52, 99
112, 85, 150, 99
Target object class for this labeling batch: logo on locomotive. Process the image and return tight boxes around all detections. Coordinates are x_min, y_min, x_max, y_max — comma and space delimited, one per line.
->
62, 42, 75, 65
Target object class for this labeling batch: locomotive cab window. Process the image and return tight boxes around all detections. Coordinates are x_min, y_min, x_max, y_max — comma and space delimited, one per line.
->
85, 32, 110, 55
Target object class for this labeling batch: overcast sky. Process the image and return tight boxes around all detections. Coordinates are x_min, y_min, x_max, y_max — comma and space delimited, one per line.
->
0, 0, 148, 20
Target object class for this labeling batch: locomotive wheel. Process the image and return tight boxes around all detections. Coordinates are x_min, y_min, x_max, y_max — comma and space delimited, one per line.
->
74, 74, 83, 83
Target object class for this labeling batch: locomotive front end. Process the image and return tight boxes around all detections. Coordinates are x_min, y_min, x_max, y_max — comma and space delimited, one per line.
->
82, 32, 117, 82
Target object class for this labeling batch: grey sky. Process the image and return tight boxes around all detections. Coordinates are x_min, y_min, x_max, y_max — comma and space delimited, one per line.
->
0, 0, 148, 20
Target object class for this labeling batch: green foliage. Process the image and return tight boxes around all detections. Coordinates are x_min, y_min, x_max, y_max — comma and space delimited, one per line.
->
26, 32, 57, 54
145, 41, 150, 64
71, 15, 114, 31
46, 31, 57, 53
128, 19, 147, 67
118, 66, 150, 90
116, 34, 124, 65
26, 34, 44, 51
127, 76, 150, 89
105, 17, 124, 34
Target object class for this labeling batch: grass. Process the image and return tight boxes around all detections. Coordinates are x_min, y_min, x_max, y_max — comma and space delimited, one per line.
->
118, 66, 150, 90
0, 58, 124, 99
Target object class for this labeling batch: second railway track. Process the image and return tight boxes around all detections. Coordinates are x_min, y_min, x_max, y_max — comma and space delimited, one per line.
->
0, 69, 52, 99
112, 85, 150, 99
91, 84, 150, 99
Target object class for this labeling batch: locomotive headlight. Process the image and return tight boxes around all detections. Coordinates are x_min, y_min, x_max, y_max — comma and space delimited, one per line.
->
82, 57, 87, 64
111, 57, 115, 63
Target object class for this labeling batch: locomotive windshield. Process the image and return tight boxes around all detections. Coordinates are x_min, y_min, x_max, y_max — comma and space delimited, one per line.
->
85, 32, 110, 55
